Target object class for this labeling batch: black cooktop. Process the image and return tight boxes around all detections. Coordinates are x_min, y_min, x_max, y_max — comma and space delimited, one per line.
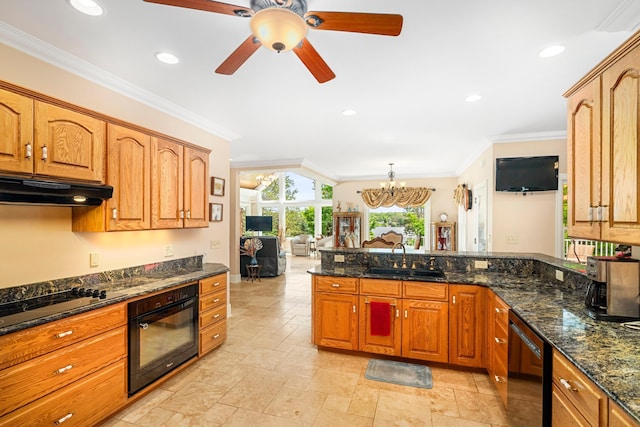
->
0, 288, 125, 329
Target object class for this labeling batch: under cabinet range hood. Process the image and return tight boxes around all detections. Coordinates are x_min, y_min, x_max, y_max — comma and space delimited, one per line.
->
0, 176, 113, 206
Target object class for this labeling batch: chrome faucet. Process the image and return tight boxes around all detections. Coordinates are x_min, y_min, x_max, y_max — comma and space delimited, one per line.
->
391, 243, 407, 268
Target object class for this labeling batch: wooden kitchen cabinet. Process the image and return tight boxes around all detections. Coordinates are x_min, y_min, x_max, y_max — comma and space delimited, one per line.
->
449, 284, 485, 368
34, 101, 105, 182
151, 138, 209, 229
0, 88, 33, 175
552, 349, 607, 427
313, 275, 359, 350
359, 279, 402, 355
72, 124, 151, 231
486, 290, 509, 405
566, 32, 640, 244
401, 298, 449, 363
0, 303, 126, 425
610, 399, 640, 427
199, 273, 228, 356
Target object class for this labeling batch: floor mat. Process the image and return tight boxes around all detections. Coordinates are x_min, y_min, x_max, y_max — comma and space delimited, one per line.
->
364, 359, 433, 389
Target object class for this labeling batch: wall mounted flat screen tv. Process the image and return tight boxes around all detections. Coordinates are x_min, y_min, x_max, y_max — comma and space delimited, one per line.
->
495, 155, 559, 192
246, 215, 273, 232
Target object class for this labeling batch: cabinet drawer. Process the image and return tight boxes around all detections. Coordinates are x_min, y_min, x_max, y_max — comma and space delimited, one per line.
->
200, 320, 227, 355
552, 351, 606, 427
494, 295, 509, 327
552, 383, 591, 427
0, 326, 126, 417
360, 278, 401, 297
493, 320, 508, 364
0, 360, 126, 427
492, 348, 508, 406
403, 281, 448, 301
199, 289, 226, 312
0, 303, 126, 370
199, 304, 227, 329
200, 273, 227, 295
314, 276, 359, 294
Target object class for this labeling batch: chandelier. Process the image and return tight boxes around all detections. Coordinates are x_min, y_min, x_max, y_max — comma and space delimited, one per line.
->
359, 163, 435, 208
256, 174, 275, 186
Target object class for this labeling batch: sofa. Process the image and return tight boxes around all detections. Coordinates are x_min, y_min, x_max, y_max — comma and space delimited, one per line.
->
240, 236, 286, 277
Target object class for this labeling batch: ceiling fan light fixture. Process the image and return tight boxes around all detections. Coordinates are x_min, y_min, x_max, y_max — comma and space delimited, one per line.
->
250, 7, 308, 52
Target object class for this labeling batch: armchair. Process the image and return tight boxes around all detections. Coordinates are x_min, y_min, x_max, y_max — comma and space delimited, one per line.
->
291, 234, 312, 256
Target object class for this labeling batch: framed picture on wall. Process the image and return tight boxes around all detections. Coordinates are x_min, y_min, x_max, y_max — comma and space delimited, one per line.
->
210, 203, 223, 222
212, 177, 225, 196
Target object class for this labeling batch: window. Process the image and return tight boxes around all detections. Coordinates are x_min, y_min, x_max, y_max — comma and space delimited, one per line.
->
369, 205, 426, 248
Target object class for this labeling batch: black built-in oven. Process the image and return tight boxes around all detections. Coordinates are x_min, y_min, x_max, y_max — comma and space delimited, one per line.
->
128, 283, 198, 396
507, 311, 552, 426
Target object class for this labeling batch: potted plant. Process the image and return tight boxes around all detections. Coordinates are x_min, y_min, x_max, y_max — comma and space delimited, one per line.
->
241, 237, 263, 265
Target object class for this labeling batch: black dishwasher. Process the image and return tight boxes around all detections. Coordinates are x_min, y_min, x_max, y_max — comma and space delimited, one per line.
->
507, 311, 552, 426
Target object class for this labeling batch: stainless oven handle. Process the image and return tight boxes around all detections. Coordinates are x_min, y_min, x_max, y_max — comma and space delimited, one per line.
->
510, 321, 541, 359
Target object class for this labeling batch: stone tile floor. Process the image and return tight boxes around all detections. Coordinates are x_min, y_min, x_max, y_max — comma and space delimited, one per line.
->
103, 255, 507, 426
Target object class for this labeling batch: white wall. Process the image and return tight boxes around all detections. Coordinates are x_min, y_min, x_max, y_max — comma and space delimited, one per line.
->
0, 43, 231, 288
458, 138, 567, 256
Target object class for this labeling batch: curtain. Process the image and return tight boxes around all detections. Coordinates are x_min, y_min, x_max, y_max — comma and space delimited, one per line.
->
360, 187, 433, 208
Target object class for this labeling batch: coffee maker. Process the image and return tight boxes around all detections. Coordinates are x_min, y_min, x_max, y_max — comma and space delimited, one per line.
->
585, 256, 640, 322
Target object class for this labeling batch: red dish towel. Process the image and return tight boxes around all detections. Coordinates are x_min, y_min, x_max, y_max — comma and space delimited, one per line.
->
370, 301, 391, 336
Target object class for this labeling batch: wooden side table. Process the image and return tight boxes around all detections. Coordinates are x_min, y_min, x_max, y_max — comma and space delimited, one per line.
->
309, 239, 317, 257
246, 264, 262, 283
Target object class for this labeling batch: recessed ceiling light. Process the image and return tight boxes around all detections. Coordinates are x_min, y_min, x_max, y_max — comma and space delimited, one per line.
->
465, 94, 482, 103
342, 109, 357, 116
69, 0, 104, 16
539, 45, 565, 58
156, 52, 180, 65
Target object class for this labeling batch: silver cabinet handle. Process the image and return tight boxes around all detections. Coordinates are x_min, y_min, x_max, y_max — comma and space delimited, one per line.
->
179, 210, 185, 219
213, 298, 220, 303
396, 309, 400, 318
495, 307, 502, 313
452, 295, 456, 304
213, 314, 220, 319
112, 208, 117, 220
25, 142, 32, 159
139, 323, 149, 330
559, 378, 577, 392
213, 282, 221, 287
494, 375, 505, 383
55, 413, 74, 425
588, 206, 595, 223
352, 305, 356, 313
186, 210, 191, 219
213, 334, 220, 339
494, 337, 505, 344
331, 283, 341, 288
55, 364, 73, 375
41, 145, 48, 161
404, 309, 408, 319
55, 330, 73, 338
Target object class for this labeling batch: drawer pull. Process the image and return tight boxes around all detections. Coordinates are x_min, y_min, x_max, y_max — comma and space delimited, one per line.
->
495, 307, 502, 313
396, 309, 400, 318
41, 145, 48, 161
25, 142, 32, 159
213, 298, 220, 303
494, 375, 505, 383
213, 334, 220, 339
55, 413, 74, 425
55, 330, 73, 338
331, 283, 341, 288
494, 337, 506, 344
559, 378, 577, 392
213, 314, 220, 319
213, 282, 221, 287
55, 364, 74, 375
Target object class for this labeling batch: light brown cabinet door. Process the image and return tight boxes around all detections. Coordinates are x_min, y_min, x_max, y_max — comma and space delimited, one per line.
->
106, 124, 150, 230
401, 299, 448, 363
551, 384, 591, 427
601, 44, 640, 244
609, 399, 640, 427
183, 147, 209, 228
358, 295, 401, 356
0, 88, 33, 175
151, 137, 183, 229
34, 102, 105, 182
313, 292, 358, 350
567, 77, 601, 240
449, 284, 485, 368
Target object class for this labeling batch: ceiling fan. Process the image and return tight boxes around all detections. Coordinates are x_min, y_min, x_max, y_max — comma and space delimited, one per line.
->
143, 0, 403, 83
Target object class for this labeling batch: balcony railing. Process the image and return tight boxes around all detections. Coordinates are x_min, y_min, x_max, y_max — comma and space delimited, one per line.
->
564, 239, 615, 264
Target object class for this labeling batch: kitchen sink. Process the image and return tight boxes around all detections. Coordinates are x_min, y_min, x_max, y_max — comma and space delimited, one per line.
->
366, 267, 446, 279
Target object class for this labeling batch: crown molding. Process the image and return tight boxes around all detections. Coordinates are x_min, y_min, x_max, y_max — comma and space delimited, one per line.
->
0, 21, 239, 141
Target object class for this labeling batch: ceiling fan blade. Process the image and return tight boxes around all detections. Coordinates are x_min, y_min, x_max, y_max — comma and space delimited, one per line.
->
304, 11, 403, 36
143, 0, 252, 17
293, 39, 335, 84
215, 35, 261, 75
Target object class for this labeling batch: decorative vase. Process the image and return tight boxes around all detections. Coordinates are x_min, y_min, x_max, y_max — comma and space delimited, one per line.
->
250, 256, 258, 265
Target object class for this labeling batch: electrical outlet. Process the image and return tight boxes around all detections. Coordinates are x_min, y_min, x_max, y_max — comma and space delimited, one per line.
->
210, 240, 221, 249
474, 260, 488, 269
164, 244, 174, 257
89, 253, 99, 267
334, 254, 345, 263
556, 269, 564, 282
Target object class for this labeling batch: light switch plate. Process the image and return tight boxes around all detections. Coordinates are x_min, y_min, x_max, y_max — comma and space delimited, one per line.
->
90, 253, 99, 267
164, 244, 174, 257
474, 260, 488, 269
556, 269, 564, 281
334, 254, 345, 263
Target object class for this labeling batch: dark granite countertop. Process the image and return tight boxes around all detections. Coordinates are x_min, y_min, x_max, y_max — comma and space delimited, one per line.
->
308, 265, 640, 423
0, 263, 229, 336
